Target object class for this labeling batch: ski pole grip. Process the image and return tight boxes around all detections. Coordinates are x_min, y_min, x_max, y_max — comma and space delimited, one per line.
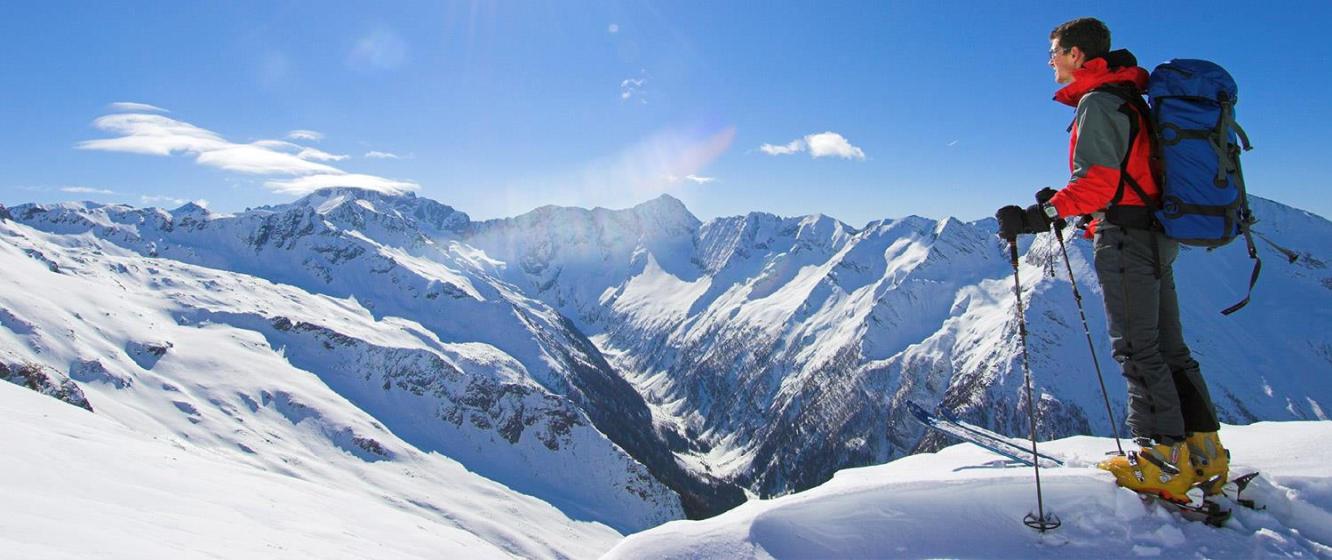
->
1008, 240, 1020, 268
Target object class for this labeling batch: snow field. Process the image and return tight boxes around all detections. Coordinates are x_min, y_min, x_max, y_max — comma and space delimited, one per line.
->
606, 422, 1332, 559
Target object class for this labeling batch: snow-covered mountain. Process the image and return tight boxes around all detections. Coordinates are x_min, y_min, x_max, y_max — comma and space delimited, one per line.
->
459, 192, 1332, 497
4, 188, 1330, 550
0, 216, 623, 558
0, 193, 723, 534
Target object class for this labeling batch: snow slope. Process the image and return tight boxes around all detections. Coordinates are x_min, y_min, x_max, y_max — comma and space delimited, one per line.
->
606, 420, 1332, 559
0, 380, 620, 559
5, 192, 706, 529
0, 216, 632, 557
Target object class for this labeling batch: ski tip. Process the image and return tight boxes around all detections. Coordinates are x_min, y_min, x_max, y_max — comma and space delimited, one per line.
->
1232, 471, 1260, 485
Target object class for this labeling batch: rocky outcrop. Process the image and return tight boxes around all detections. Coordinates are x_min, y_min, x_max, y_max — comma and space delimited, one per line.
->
1, 361, 93, 412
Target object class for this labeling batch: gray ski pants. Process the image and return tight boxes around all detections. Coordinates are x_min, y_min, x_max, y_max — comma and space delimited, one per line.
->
1093, 223, 1221, 440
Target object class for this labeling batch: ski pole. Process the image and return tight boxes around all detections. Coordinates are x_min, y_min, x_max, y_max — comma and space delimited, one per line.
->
1007, 238, 1060, 532
1051, 225, 1125, 457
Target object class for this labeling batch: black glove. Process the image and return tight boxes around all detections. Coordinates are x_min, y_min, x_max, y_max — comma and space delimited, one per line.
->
996, 205, 1027, 240
1023, 203, 1053, 233
1033, 187, 1067, 230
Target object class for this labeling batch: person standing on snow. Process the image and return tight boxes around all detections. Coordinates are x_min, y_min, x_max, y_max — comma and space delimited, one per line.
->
994, 17, 1228, 502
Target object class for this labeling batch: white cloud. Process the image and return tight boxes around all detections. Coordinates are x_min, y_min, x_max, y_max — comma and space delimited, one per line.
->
805, 132, 865, 160
60, 186, 116, 195
194, 199, 210, 208
79, 114, 228, 157
665, 174, 717, 184
296, 148, 348, 162
77, 110, 417, 197
608, 23, 619, 33
77, 114, 335, 174
251, 140, 348, 162
348, 28, 408, 71
194, 143, 343, 175
620, 76, 647, 103
759, 131, 866, 160
265, 173, 419, 196
364, 151, 402, 160
140, 195, 190, 207
108, 102, 168, 113
287, 130, 324, 141
947, 139, 959, 147
759, 140, 805, 156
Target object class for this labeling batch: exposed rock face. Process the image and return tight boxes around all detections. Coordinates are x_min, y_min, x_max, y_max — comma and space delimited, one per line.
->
1, 362, 93, 412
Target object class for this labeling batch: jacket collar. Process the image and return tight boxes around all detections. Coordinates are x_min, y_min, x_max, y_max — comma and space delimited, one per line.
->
1053, 49, 1149, 107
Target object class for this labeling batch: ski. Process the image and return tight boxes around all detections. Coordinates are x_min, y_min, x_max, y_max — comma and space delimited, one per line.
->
937, 407, 1063, 465
906, 401, 1063, 467
906, 401, 1265, 528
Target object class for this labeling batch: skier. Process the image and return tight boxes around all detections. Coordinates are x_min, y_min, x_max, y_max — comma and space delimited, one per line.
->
994, 17, 1229, 503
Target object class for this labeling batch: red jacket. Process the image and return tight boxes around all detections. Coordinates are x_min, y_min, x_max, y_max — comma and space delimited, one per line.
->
1047, 52, 1159, 231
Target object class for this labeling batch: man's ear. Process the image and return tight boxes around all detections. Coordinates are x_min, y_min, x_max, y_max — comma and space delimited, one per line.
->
1068, 46, 1086, 66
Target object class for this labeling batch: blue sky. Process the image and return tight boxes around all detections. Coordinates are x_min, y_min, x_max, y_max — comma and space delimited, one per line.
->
2, 1, 1329, 227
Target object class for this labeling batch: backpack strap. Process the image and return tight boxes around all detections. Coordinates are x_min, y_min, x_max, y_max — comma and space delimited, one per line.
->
1095, 84, 1160, 213
1229, 113, 1253, 152
1214, 95, 1265, 315
1216, 137, 1261, 315
1113, 103, 1156, 210
1097, 84, 1163, 278
1220, 237, 1260, 315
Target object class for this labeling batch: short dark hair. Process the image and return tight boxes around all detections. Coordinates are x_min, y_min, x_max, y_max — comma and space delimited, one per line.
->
1050, 18, 1110, 59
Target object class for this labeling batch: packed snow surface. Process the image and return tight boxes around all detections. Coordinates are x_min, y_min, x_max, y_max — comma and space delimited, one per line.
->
606, 421, 1332, 559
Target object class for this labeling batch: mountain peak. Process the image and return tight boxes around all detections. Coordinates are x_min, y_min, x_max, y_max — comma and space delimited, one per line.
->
630, 194, 701, 231
284, 187, 470, 236
172, 201, 210, 216
634, 193, 685, 210
294, 187, 414, 211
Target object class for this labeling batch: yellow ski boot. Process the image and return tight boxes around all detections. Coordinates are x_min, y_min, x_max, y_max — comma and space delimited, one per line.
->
1187, 431, 1230, 495
1098, 438, 1197, 503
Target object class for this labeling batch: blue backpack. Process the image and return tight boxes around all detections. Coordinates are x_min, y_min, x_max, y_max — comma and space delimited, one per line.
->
1101, 59, 1295, 314
1145, 59, 1250, 247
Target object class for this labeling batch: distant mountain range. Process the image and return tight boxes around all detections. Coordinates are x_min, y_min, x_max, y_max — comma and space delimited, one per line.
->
3, 188, 1329, 538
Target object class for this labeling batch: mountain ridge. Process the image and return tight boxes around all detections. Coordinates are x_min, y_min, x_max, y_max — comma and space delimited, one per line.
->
7, 187, 1330, 521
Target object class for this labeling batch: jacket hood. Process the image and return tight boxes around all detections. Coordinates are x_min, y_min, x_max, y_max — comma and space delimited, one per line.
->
1054, 49, 1150, 107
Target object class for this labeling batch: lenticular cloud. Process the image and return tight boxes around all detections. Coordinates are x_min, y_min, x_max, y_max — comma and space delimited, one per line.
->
266, 173, 418, 196
77, 108, 417, 196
